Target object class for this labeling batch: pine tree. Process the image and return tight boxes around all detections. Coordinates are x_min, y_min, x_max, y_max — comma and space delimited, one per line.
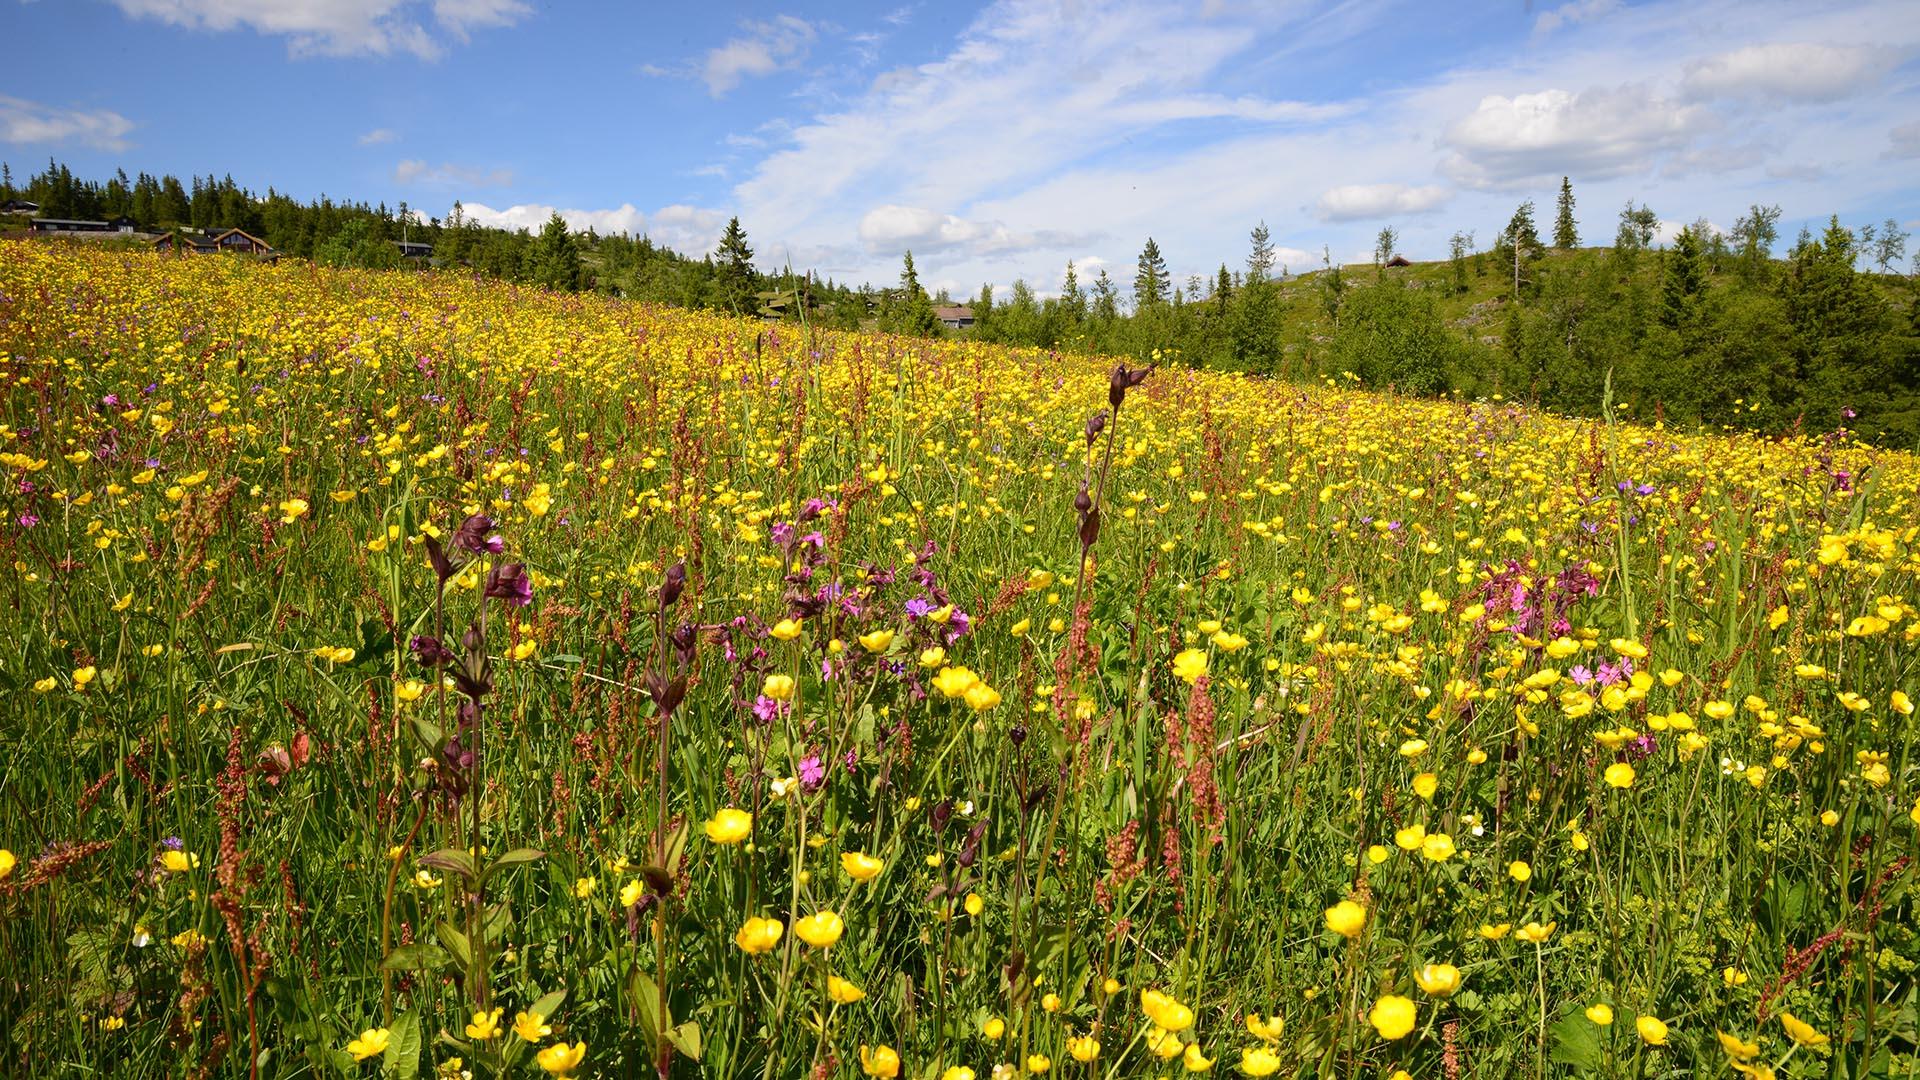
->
1134, 237, 1170, 310
715, 216, 756, 314
1553, 177, 1578, 249
1247, 221, 1275, 283
884, 251, 941, 338
1092, 270, 1119, 323
1448, 231, 1474, 294
1661, 225, 1708, 328
1500, 200, 1544, 298
1374, 226, 1398, 276
1060, 261, 1086, 324
528, 212, 582, 292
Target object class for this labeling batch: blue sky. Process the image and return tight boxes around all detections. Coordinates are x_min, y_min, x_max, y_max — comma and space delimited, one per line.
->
5, 0, 1919, 297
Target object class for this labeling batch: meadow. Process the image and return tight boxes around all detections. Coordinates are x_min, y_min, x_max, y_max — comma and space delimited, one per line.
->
1, 240, 1916, 1079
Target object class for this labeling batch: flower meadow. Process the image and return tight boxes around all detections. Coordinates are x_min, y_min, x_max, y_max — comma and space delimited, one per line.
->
1, 241, 1918, 1079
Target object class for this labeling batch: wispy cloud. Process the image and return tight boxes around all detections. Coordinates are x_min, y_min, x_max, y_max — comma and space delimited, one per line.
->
358, 127, 399, 146
1679, 42, 1901, 103
703, 15, 816, 97
106, 0, 530, 59
0, 94, 134, 150
394, 159, 514, 187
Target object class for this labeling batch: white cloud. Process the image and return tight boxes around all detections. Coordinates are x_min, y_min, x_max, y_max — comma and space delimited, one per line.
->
1887, 120, 1920, 160
1441, 85, 1710, 189
704, 15, 816, 97
462, 201, 647, 236
1533, 0, 1619, 38
432, 0, 528, 39
394, 159, 514, 187
1315, 183, 1451, 221
460, 202, 730, 256
358, 127, 399, 145
857, 204, 1089, 257
1680, 43, 1899, 103
0, 95, 134, 150
106, 0, 528, 59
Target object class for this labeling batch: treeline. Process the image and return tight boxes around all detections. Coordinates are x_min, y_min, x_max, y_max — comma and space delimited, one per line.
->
957, 183, 1920, 447
0, 160, 884, 320
9, 160, 1919, 442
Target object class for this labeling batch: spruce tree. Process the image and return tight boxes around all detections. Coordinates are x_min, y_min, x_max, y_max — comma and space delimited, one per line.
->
1247, 221, 1275, 283
1553, 177, 1578, 249
529, 211, 582, 291
1134, 237, 1170, 310
715, 216, 756, 314
1091, 270, 1120, 323
885, 251, 941, 338
1660, 225, 1708, 328
1060, 261, 1086, 324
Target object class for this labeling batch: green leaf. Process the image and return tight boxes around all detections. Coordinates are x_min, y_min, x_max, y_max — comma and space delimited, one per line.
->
665, 1020, 703, 1061
435, 921, 471, 971
630, 970, 667, 1042
480, 847, 544, 885
528, 988, 568, 1021
1548, 1008, 1603, 1071
418, 848, 476, 880
482, 902, 513, 945
408, 715, 444, 751
384, 1011, 422, 1080
660, 820, 691, 879
380, 943, 449, 972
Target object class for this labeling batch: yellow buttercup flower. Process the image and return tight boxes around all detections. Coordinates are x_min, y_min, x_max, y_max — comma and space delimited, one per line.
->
828, 975, 866, 1004
1324, 899, 1368, 939
1604, 762, 1636, 788
346, 1028, 390, 1061
1367, 995, 1417, 1040
769, 618, 803, 640
761, 673, 795, 700
857, 628, 894, 652
735, 916, 784, 955
1717, 1031, 1760, 1061
1141, 988, 1195, 1032
704, 808, 753, 844
1067, 1034, 1100, 1062
513, 1011, 553, 1042
794, 910, 845, 948
0, 849, 14, 880
1245, 1013, 1284, 1041
1636, 1015, 1669, 1046
840, 851, 884, 881
1585, 1003, 1614, 1026
1516, 920, 1556, 943
1180, 1041, 1212, 1071
1172, 648, 1209, 683
1414, 963, 1461, 997
535, 1040, 587, 1076
859, 1045, 900, 1078
465, 1008, 503, 1040
1238, 1046, 1281, 1076
1779, 1012, 1829, 1047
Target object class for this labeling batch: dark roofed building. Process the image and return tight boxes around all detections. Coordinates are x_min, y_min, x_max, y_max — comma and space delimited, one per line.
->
395, 240, 434, 259
1, 199, 40, 214
935, 305, 975, 330
29, 218, 128, 234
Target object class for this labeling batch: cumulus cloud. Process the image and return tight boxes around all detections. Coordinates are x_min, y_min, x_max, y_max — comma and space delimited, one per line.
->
106, 0, 528, 59
856, 204, 1089, 257
1680, 42, 1899, 103
703, 15, 815, 97
460, 202, 730, 255
1314, 183, 1451, 221
0, 95, 134, 150
1441, 85, 1709, 189
393, 160, 514, 187
358, 127, 399, 145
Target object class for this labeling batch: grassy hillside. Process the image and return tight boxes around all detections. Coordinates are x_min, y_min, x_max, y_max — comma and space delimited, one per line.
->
2, 241, 1918, 1078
